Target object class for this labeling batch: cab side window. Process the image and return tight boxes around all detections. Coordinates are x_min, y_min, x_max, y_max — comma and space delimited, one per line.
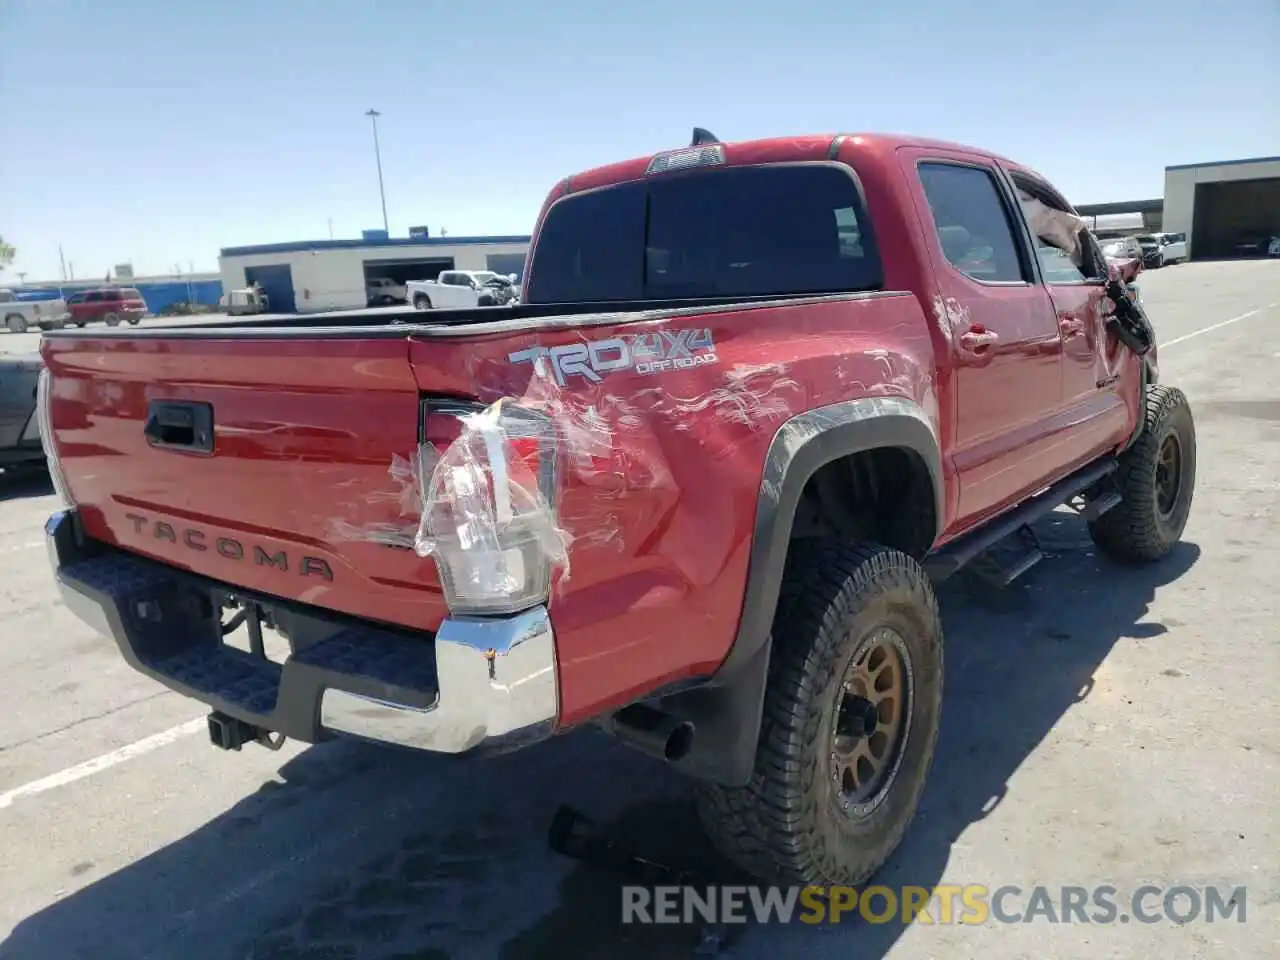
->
1035, 240, 1090, 283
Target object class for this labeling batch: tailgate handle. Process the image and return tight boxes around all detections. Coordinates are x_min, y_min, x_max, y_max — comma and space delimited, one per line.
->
144, 401, 214, 453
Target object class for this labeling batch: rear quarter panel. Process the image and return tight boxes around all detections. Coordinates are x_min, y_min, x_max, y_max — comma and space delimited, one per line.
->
408, 293, 939, 725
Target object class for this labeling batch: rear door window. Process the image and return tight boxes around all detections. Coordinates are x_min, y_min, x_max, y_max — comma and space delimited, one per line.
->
917, 162, 1029, 283
527, 164, 882, 303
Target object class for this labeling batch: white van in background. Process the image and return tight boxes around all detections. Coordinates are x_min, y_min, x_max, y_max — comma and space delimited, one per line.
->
1135, 232, 1188, 267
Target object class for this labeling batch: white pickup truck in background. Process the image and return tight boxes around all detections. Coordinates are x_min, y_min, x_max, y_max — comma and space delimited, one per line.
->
1, 289, 70, 333
405, 270, 518, 309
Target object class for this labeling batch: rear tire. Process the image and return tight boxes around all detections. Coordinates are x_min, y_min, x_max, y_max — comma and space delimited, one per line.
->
696, 541, 944, 886
6, 314, 28, 334
104, 312, 122, 326
1089, 385, 1196, 563
413, 294, 432, 310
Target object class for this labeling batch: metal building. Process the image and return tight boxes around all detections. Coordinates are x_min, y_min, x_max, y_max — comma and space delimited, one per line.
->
218, 234, 531, 313
1162, 156, 1280, 260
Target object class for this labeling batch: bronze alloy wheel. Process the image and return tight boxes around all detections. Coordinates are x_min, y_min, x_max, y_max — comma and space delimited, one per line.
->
1155, 432, 1182, 519
831, 626, 914, 819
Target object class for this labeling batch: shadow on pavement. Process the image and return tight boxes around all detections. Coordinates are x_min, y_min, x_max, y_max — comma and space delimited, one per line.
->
0, 512, 1200, 960
0, 466, 51, 503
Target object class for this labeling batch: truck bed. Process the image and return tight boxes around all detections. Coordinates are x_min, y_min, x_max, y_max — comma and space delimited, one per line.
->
41, 293, 855, 339
39, 291, 858, 630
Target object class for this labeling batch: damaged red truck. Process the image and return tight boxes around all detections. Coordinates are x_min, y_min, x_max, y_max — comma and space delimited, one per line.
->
39, 130, 1195, 888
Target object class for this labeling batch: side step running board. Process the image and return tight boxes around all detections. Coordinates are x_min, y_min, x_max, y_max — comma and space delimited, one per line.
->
1079, 490, 1122, 522
924, 458, 1118, 583
967, 524, 1045, 587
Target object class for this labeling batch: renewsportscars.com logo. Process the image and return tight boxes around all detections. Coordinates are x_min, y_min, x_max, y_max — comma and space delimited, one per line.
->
621, 883, 1249, 926
509, 328, 719, 386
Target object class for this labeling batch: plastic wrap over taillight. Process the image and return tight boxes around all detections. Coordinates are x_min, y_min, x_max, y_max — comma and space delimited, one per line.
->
417, 399, 566, 617
36, 368, 75, 507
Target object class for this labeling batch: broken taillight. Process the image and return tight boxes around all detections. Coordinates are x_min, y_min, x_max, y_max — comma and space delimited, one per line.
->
36, 368, 75, 508
418, 398, 566, 617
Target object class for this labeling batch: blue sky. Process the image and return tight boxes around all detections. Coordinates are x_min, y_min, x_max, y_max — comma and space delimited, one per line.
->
2, 0, 1277, 282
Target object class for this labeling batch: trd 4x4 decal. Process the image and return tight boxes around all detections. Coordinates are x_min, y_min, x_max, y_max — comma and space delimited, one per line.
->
509, 328, 719, 385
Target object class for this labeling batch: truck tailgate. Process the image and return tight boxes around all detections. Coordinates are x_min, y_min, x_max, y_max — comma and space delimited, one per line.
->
43, 334, 447, 631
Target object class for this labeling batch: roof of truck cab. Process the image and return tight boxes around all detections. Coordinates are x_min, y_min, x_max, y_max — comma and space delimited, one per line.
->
560, 132, 1029, 194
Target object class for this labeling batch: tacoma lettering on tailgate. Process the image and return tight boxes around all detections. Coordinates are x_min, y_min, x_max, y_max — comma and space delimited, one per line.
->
124, 512, 334, 581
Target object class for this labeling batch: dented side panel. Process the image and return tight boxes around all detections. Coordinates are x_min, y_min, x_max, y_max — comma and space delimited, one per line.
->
383, 294, 940, 727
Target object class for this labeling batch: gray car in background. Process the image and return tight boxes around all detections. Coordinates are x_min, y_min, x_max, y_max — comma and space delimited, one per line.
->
0, 353, 45, 470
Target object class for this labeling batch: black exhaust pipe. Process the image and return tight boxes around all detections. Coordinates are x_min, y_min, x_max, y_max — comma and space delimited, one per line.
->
610, 703, 695, 762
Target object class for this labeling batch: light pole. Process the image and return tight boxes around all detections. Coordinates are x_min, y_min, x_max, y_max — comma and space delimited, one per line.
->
365, 108, 389, 234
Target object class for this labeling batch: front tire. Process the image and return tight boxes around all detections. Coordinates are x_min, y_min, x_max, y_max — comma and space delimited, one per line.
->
1089, 385, 1196, 563
6, 314, 28, 334
696, 541, 944, 886
104, 312, 121, 326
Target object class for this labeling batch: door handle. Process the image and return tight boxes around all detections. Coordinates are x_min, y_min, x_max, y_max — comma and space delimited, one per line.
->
144, 400, 214, 453
958, 327, 998, 351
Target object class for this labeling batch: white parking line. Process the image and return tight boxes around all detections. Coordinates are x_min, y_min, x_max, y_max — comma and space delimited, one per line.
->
1161, 302, 1278, 348
3, 541, 42, 553
0, 718, 205, 811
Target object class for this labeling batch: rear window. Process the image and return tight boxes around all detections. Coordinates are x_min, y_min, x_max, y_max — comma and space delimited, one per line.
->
526, 164, 882, 304
121, 288, 143, 300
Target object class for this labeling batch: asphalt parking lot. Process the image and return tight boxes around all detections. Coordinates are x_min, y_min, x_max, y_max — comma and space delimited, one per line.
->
1, 261, 1277, 959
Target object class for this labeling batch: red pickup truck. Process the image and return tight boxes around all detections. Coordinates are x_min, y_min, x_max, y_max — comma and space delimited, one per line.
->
38, 130, 1194, 889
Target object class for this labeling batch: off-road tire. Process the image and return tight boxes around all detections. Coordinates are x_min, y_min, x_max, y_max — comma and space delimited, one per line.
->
5, 314, 27, 334
1089, 385, 1196, 563
413, 294, 432, 310
695, 541, 944, 886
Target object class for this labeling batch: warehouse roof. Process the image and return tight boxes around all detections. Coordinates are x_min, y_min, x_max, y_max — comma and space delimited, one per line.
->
1165, 155, 1280, 172
220, 235, 533, 258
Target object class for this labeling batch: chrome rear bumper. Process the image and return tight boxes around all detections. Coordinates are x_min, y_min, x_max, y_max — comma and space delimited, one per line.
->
46, 509, 559, 755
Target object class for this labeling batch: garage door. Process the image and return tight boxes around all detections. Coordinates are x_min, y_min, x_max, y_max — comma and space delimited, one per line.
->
244, 264, 296, 313
362, 258, 455, 287
1192, 178, 1280, 259
485, 253, 527, 279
